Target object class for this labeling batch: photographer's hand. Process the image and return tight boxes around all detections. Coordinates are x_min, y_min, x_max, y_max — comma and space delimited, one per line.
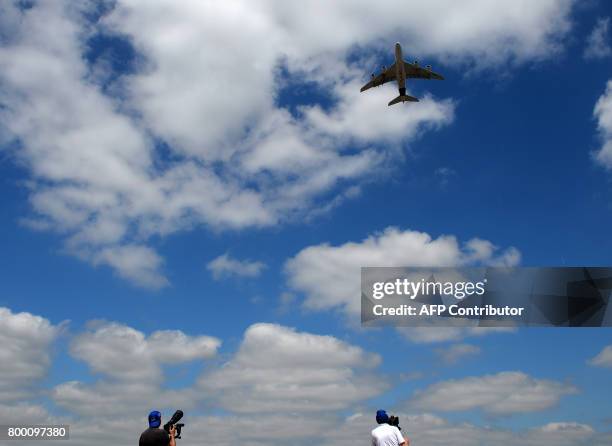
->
168, 425, 176, 446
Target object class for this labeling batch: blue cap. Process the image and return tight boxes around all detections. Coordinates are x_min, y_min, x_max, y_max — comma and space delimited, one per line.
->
148, 410, 161, 428
376, 409, 389, 424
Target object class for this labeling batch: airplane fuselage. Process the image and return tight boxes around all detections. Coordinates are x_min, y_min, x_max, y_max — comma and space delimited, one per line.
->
394, 42, 406, 95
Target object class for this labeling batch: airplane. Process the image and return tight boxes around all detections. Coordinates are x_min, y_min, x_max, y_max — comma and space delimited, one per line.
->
360, 42, 444, 106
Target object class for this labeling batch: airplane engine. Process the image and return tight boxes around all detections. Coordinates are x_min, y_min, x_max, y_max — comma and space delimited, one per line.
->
413, 60, 418, 65
371, 73, 375, 78
426, 65, 432, 70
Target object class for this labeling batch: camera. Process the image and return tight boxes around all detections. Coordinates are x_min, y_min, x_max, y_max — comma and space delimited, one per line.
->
163, 410, 185, 440
388, 415, 401, 430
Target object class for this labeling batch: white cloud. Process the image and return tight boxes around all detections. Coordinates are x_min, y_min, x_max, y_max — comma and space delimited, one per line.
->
0, 0, 573, 286
589, 345, 612, 367
0, 402, 51, 426
172, 414, 336, 446
207, 253, 267, 280
0, 307, 60, 402
52, 321, 220, 416
302, 89, 454, 144
400, 326, 516, 344
256, 0, 573, 67
538, 422, 594, 434
52, 380, 198, 417
584, 17, 611, 60
51, 321, 386, 418
91, 245, 169, 289
285, 227, 520, 317
199, 323, 386, 413
104, 0, 573, 156
435, 343, 481, 364
593, 80, 612, 169
526, 422, 603, 446
285, 227, 519, 344
69, 321, 220, 382
409, 371, 577, 414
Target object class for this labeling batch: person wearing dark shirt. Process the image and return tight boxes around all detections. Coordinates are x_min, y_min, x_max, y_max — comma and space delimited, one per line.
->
139, 410, 176, 446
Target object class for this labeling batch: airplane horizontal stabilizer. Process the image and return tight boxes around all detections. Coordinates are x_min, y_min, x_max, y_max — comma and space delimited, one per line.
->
388, 94, 419, 106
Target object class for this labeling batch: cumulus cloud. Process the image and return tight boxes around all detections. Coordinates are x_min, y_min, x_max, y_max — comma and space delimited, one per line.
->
0, 307, 62, 427
589, 345, 612, 367
207, 253, 267, 280
593, 80, 612, 168
0, 307, 60, 402
584, 17, 611, 60
52, 380, 199, 417
285, 227, 520, 317
199, 323, 386, 413
50, 320, 386, 418
53, 321, 220, 416
0, 0, 574, 286
69, 321, 220, 382
409, 371, 577, 414
91, 245, 168, 289
435, 343, 481, 364
400, 326, 516, 344
0, 402, 51, 426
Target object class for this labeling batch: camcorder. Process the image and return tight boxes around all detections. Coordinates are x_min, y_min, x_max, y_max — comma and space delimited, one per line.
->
163, 410, 185, 440
388, 415, 401, 431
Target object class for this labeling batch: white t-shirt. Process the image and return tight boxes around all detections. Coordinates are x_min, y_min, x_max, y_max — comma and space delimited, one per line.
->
371, 423, 405, 446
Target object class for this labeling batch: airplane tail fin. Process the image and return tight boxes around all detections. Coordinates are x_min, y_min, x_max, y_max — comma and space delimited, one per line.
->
388, 94, 419, 106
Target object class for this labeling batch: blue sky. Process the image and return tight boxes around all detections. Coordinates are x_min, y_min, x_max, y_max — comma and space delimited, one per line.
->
1, 1, 612, 445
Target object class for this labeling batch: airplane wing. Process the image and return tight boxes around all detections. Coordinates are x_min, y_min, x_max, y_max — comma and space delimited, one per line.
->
403, 61, 444, 80
360, 63, 396, 92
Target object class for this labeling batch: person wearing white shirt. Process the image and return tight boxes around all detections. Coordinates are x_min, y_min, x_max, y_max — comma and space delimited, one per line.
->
371, 410, 408, 446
